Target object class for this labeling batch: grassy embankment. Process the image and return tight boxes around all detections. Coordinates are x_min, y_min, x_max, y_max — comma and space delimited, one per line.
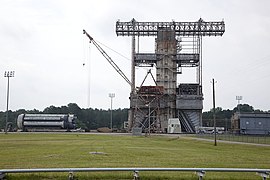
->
0, 133, 269, 179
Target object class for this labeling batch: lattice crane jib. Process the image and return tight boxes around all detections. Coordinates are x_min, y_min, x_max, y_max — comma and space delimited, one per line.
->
83, 29, 132, 87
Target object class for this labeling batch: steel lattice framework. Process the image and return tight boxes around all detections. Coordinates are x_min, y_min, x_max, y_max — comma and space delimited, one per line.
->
135, 53, 199, 67
116, 18, 225, 133
116, 18, 225, 37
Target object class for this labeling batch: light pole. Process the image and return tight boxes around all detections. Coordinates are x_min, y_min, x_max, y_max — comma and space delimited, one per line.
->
109, 93, 115, 130
236, 96, 242, 113
4, 71, 15, 134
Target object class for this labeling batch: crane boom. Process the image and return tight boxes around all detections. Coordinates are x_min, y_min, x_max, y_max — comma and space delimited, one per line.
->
83, 29, 132, 86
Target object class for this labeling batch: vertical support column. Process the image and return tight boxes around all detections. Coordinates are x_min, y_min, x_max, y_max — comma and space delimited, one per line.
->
155, 30, 177, 132
198, 36, 203, 128
133, 170, 140, 180
257, 172, 269, 180
127, 18, 137, 132
131, 35, 136, 94
128, 33, 136, 132
196, 36, 202, 86
199, 35, 202, 86
68, 171, 74, 180
196, 171, 205, 180
0, 173, 6, 180
196, 36, 199, 84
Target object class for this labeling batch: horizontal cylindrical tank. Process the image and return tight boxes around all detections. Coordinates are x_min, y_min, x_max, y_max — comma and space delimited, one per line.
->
17, 114, 76, 131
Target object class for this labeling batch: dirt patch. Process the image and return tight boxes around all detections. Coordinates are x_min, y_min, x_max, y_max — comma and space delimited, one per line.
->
89, 152, 107, 155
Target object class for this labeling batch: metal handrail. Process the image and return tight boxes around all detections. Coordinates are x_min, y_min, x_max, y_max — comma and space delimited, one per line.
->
0, 167, 269, 180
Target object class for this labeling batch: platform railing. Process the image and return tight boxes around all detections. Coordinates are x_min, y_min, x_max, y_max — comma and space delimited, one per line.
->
0, 167, 269, 180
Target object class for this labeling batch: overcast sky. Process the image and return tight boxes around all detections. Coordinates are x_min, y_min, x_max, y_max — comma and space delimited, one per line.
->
1, 0, 270, 112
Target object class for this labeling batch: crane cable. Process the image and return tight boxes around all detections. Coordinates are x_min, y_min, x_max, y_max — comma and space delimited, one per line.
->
83, 29, 132, 86
82, 33, 91, 108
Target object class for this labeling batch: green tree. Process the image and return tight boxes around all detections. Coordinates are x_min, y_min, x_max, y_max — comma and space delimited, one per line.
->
233, 104, 254, 112
43, 105, 61, 113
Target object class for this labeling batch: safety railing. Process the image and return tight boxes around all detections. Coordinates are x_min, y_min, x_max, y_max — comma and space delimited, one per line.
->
0, 167, 269, 180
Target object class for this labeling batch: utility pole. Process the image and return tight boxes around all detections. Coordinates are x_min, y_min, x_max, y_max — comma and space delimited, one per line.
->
212, 78, 217, 146
4, 71, 15, 134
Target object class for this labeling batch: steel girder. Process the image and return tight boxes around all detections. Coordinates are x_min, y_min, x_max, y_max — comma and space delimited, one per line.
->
135, 53, 199, 67
116, 18, 225, 37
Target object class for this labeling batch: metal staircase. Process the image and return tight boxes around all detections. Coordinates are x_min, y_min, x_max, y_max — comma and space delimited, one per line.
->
186, 111, 200, 128
178, 111, 195, 133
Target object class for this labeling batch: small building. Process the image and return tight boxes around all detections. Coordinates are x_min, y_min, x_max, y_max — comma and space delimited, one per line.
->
167, 118, 181, 134
231, 112, 270, 135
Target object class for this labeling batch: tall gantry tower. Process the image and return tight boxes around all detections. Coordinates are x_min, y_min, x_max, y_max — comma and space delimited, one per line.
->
116, 18, 225, 133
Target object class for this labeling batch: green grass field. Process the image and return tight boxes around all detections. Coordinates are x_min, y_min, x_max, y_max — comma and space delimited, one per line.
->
0, 133, 269, 179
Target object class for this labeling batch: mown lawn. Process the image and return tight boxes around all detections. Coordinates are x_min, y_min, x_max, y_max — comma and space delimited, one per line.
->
0, 133, 269, 179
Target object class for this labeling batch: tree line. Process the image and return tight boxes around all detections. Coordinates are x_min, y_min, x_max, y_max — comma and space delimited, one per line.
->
0, 103, 268, 131
0, 103, 128, 131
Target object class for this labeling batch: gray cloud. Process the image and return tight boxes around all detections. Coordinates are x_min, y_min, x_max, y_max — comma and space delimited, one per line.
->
1, 0, 270, 112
